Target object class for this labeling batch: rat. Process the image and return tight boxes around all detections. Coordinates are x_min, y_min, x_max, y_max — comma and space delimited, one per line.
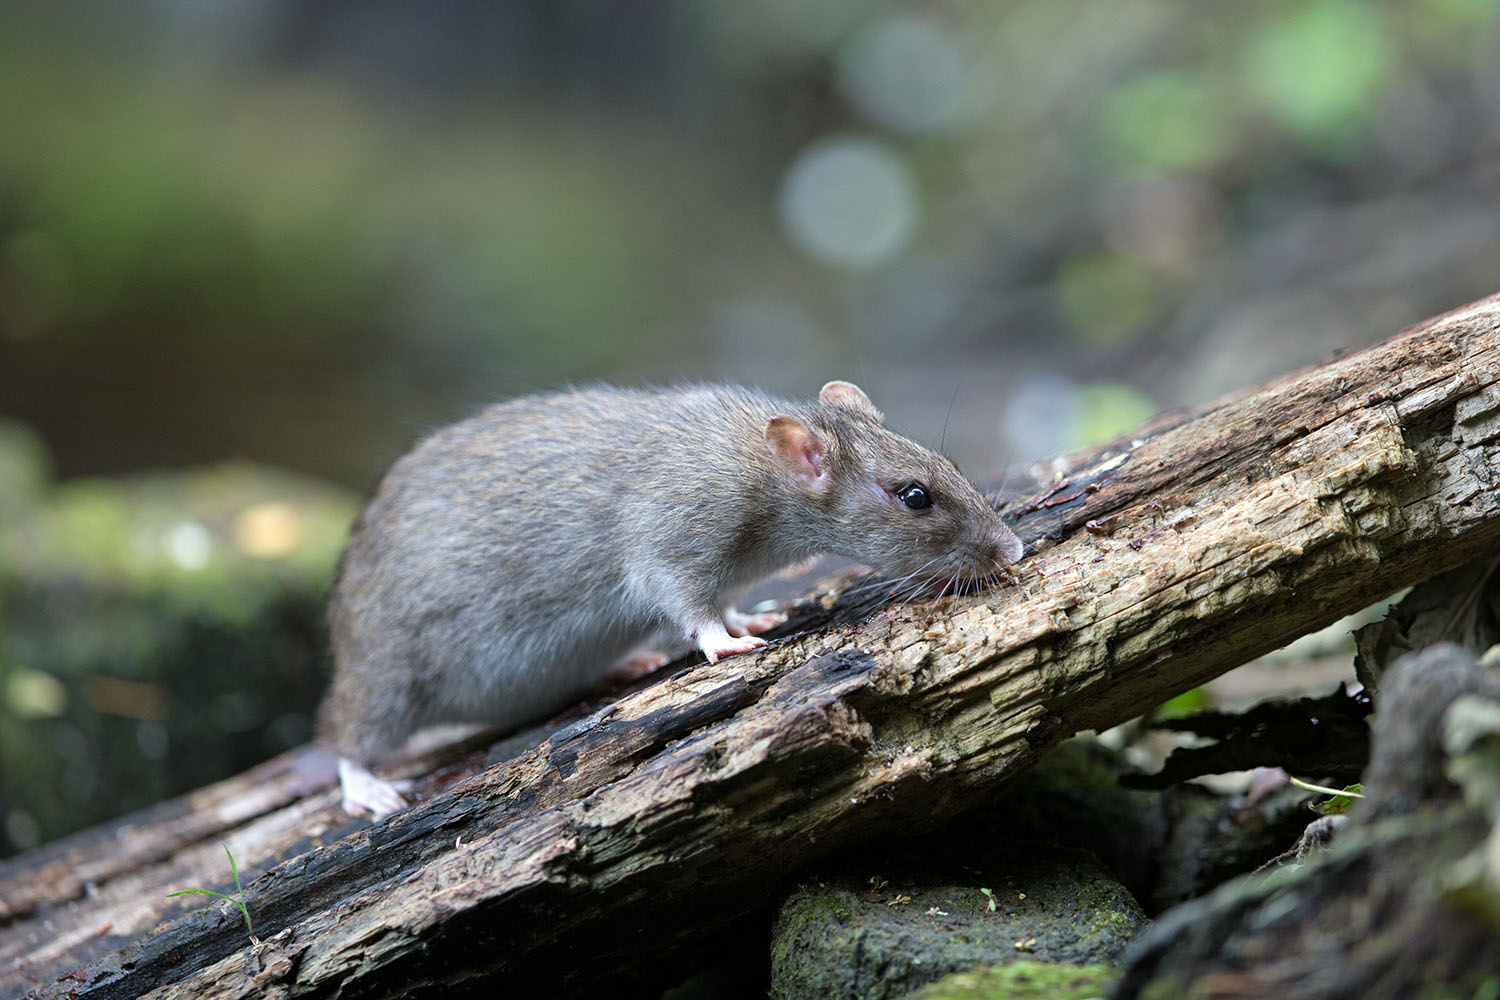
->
318, 380, 1024, 817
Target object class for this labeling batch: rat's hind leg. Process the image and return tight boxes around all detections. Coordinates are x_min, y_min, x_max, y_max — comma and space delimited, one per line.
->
320, 667, 428, 819
337, 758, 413, 819
605, 642, 673, 683
723, 605, 785, 638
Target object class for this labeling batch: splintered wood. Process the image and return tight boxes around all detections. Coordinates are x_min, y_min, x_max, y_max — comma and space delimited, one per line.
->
5, 296, 1500, 999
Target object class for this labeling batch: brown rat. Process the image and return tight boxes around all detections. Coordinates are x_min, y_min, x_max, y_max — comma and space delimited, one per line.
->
319, 380, 1023, 816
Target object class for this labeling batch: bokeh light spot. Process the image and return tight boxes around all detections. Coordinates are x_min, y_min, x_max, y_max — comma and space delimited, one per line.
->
1074, 381, 1158, 449
778, 135, 918, 272
233, 501, 302, 559
165, 521, 212, 571
1098, 70, 1236, 174
1244, 1, 1394, 150
5, 666, 67, 719
838, 14, 970, 135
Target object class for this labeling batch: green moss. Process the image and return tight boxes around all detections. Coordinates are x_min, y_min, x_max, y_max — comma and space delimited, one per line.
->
0, 437, 359, 850
911, 961, 1117, 999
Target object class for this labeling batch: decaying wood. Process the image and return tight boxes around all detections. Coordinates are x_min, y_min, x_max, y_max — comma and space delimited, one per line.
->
4, 294, 1500, 998
1118, 643, 1500, 999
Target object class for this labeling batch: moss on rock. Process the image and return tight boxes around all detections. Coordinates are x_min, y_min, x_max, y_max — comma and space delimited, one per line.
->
0, 421, 358, 851
769, 840, 1146, 999
911, 960, 1117, 999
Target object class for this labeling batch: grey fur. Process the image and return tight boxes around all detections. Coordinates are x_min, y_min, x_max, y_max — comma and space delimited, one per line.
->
319, 382, 1023, 767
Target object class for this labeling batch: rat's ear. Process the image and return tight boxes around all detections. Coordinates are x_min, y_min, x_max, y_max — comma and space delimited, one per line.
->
819, 380, 882, 421
765, 416, 831, 492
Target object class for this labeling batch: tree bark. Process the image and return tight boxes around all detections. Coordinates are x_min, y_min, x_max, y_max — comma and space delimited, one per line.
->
6, 294, 1500, 999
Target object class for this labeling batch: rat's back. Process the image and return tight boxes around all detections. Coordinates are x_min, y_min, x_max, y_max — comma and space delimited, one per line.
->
320, 385, 770, 766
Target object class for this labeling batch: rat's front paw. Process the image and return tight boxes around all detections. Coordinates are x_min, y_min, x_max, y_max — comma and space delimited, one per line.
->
694, 622, 769, 664
337, 758, 412, 819
723, 606, 785, 637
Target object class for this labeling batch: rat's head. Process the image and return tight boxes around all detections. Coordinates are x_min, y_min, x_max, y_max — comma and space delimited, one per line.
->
765, 380, 1024, 594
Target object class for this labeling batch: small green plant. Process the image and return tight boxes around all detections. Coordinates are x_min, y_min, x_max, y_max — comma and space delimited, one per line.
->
980, 887, 997, 912
1289, 777, 1365, 816
166, 842, 257, 943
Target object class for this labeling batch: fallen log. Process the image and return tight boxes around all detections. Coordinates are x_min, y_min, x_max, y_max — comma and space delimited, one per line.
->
5, 293, 1500, 998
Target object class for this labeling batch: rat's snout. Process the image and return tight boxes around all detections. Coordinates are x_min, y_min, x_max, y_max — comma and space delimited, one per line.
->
994, 524, 1024, 567
953, 519, 1023, 583
979, 520, 1024, 572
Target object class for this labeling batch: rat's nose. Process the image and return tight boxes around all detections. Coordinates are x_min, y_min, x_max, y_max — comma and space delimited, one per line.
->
992, 526, 1024, 567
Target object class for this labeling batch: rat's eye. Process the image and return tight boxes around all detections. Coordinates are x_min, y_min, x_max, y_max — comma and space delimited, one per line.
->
897, 483, 932, 511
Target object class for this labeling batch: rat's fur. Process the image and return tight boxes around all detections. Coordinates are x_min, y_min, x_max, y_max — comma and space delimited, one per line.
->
319, 381, 1022, 814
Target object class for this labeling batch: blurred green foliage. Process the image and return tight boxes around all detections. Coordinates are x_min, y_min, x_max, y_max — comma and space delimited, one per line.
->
1097, 69, 1236, 175
1244, 0, 1394, 153
1055, 252, 1159, 348
0, 422, 356, 851
0, 54, 672, 364
2, 3, 1498, 482
1070, 382, 1158, 451
1156, 686, 1213, 722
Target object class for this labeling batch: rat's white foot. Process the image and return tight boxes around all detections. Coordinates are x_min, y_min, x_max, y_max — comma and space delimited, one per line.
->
723, 606, 785, 638
337, 758, 412, 819
696, 622, 768, 664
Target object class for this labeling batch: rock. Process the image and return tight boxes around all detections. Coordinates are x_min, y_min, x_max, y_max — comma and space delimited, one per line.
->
769, 840, 1146, 1000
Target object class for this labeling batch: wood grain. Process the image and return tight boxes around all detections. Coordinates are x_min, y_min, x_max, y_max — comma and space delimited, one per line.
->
6, 294, 1500, 998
